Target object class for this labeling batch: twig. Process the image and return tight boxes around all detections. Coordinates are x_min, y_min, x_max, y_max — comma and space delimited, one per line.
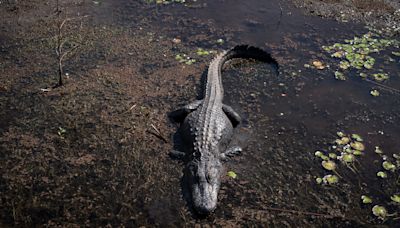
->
149, 123, 168, 143
261, 206, 337, 218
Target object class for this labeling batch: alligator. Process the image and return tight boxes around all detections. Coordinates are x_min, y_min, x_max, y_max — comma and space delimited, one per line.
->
170, 45, 278, 215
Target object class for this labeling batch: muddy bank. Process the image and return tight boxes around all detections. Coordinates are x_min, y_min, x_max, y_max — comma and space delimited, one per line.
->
292, 0, 400, 35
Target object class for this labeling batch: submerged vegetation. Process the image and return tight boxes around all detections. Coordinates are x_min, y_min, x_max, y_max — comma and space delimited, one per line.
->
313, 132, 400, 221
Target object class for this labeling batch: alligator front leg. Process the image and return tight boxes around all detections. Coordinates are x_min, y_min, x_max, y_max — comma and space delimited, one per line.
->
169, 150, 186, 159
222, 104, 241, 127
220, 146, 242, 161
169, 100, 203, 122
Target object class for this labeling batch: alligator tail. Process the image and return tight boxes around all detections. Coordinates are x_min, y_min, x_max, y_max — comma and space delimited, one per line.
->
222, 45, 279, 73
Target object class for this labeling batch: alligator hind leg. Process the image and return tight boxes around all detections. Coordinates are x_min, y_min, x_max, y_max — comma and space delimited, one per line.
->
169, 100, 203, 122
222, 104, 241, 127
220, 146, 242, 161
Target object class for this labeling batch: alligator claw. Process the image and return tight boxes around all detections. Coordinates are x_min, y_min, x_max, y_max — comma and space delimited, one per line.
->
169, 150, 186, 159
220, 146, 242, 161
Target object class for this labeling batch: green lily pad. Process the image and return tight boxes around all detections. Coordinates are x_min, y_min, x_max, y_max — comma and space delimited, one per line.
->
339, 61, 350, 70
336, 131, 345, 137
353, 150, 363, 156
342, 154, 355, 163
359, 72, 367, 78
372, 205, 387, 220
351, 134, 363, 142
328, 153, 337, 159
382, 161, 396, 172
372, 73, 389, 82
322, 160, 336, 171
361, 195, 373, 204
316, 177, 323, 184
390, 194, 400, 203
227, 171, 237, 179
377, 171, 387, 178
320, 155, 329, 161
323, 175, 339, 184
350, 141, 365, 151
370, 90, 380, 97
334, 71, 346, 80
375, 146, 383, 154
314, 151, 323, 157
392, 51, 400, 57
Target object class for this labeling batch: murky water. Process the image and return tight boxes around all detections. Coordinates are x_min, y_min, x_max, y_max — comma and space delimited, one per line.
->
1, 0, 399, 226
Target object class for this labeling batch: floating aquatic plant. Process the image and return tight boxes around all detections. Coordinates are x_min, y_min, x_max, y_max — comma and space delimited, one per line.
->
377, 171, 387, 178
375, 146, 383, 154
323, 174, 339, 184
313, 131, 399, 222
350, 141, 365, 151
361, 195, 373, 204
382, 161, 396, 172
322, 160, 336, 171
390, 194, 400, 203
372, 205, 387, 220
322, 32, 399, 82
334, 71, 346, 80
370, 90, 380, 97
227, 171, 237, 179
351, 134, 363, 142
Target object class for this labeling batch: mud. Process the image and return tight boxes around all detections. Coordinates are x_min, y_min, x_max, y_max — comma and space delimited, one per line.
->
0, 0, 399, 227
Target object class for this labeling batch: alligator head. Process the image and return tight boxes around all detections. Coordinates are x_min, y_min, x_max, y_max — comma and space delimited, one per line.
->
187, 156, 223, 214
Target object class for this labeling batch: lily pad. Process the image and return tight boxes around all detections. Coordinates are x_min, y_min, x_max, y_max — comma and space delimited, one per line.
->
351, 134, 363, 142
336, 131, 345, 137
314, 151, 323, 157
377, 171, 387, 178
334, 71, 346, 80
390, 194, 400, 203
382, 161, 396, 172
339, 60, 350, 70
316, 177, 323, 184
312, 60, 325, 70
323, 175, 339, 184
374, 146, 383, 154
372, 205, 387, 220
227, 171, 237, 179
361, 195, 372, 204
370, 90, 380, 97
322, 160, 336, 171
329, 153, 337, 159
372, 73, 389, 82
350, 141, 365, 151
342, 154, 355, 163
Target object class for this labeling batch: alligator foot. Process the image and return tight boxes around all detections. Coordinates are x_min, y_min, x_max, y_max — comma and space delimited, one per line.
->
169, 100, 203, 122
169, 150, 186, 159
220, 146, 242, 161
222, 104, 241, 127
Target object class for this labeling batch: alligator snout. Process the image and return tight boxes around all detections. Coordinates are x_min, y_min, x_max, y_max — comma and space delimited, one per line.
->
193, 200, 217, 215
